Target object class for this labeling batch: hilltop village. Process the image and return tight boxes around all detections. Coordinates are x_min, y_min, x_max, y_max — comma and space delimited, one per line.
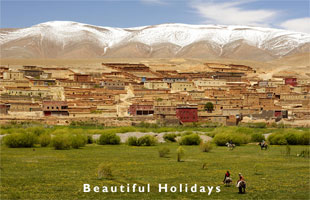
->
0, 63, 309, 126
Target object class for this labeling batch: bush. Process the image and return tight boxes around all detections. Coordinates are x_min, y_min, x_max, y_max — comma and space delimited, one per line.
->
27, 126, 46, 136
177, 146, 185, 162
284, 132, 299, 145
268, 133, 287, 145
51, 134, 72, 150
242, 122, 267, 128
71, 134, 87, 149
163, 133, 177, 142
200, 141, 213, 152
251, 133, 265, 142
158, 147, 170, 157
126, 135, 157, 146
127, 136, 139, 146
137, 135, 157, 146
3, 132, 38, 148
179, 134, 201, 145
98, 133, 120, 145
300, 132, 310, 145
97, 163, 112, 179
213, 133, 250, 146
39, 133, 51, 147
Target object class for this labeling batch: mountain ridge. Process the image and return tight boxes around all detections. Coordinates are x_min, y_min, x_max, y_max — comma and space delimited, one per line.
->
1, 21, 309, 60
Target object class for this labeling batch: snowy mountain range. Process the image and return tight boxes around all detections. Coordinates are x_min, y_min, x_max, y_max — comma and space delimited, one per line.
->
1, 21, 309, 60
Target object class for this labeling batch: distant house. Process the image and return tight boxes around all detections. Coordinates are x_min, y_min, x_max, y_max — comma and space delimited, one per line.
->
285, 78, 297, 87
0, 103, 10, 115
128, 104, 154, 116
176, 105, 198, 123
43, 101, 69, 116
73, 74, 92, 83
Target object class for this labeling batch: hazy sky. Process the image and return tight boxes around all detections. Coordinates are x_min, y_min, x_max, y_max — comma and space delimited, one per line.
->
1, 0, 310, 33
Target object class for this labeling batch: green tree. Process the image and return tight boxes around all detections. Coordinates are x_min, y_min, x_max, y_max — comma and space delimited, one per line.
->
204, 102, 214, 112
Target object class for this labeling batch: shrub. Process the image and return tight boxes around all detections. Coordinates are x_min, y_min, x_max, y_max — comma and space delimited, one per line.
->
268, 133, 287, 145
200, 141, 213, 152
127, 136, 139, 146
51, 134, 72, 150
284, 132, 299, 145
27, 126, 46, 136
39, 133, 51, 147
137, 135, 157, 146
98, 133, 120, 145
97, 163, 112, 179
163, 133, 177, 142
242, 122, 267, 128
300, 132, 310, 145
251, 133, 265, 142
213, 133, 250, 146
71, 134, 87, 149
177, 146, 185, 162
3, 132, 38, 148
179, 134, 201, 145
158, 147, 170, 157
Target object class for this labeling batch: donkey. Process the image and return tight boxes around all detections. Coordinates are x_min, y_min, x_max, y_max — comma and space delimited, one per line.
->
258, 142, 268, 150
226, 142, 235, 150
237, 181, 246, 194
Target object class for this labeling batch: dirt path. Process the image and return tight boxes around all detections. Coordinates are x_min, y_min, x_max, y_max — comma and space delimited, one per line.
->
93, 132, 213, 143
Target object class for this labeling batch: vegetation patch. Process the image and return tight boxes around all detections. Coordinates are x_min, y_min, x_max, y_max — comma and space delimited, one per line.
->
3, 132, 38, 148
163, 133, 177, 142
179, 133, 201, 145
98, 133, 120, 145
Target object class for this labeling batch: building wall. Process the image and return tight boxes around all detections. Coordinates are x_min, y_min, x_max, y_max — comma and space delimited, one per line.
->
176, 108, 198, 123
194, 79, 226, 87
144, 82, 169, 89
171, 82, 195, 91
3, 71, 24, 80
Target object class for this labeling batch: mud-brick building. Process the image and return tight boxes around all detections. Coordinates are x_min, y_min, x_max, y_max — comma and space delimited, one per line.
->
3, 70, 24, 80
42, 101, 69, 117
8, 102, 41, 112
285, 78, 297, 87
0, 103, 10, 115
144, 82, 169, 90
163, 76, 187, 83
171, 82, 196, 92
100, 80, 125, 90
129, 103, 154, 116
71, 73, 93, 83
30, 79, 56, 86
20, 66, 44, 78
154, 99, 177, 119
176, 105, 198, 123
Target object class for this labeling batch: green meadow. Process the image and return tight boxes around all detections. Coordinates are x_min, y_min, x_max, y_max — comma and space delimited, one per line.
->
1, 143, 309, 199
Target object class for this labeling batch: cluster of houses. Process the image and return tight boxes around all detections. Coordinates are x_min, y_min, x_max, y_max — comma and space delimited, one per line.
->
0, 63, 309, 126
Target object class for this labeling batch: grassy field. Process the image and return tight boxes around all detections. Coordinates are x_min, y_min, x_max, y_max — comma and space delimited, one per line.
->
1, 143, 309, 199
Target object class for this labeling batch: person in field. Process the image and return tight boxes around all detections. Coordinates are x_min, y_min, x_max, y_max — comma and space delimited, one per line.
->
223, 171, 232, 186
236, 173, 246, 193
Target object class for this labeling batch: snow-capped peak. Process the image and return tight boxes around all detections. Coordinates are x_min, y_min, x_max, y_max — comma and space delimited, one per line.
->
1, 21, 309, 59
